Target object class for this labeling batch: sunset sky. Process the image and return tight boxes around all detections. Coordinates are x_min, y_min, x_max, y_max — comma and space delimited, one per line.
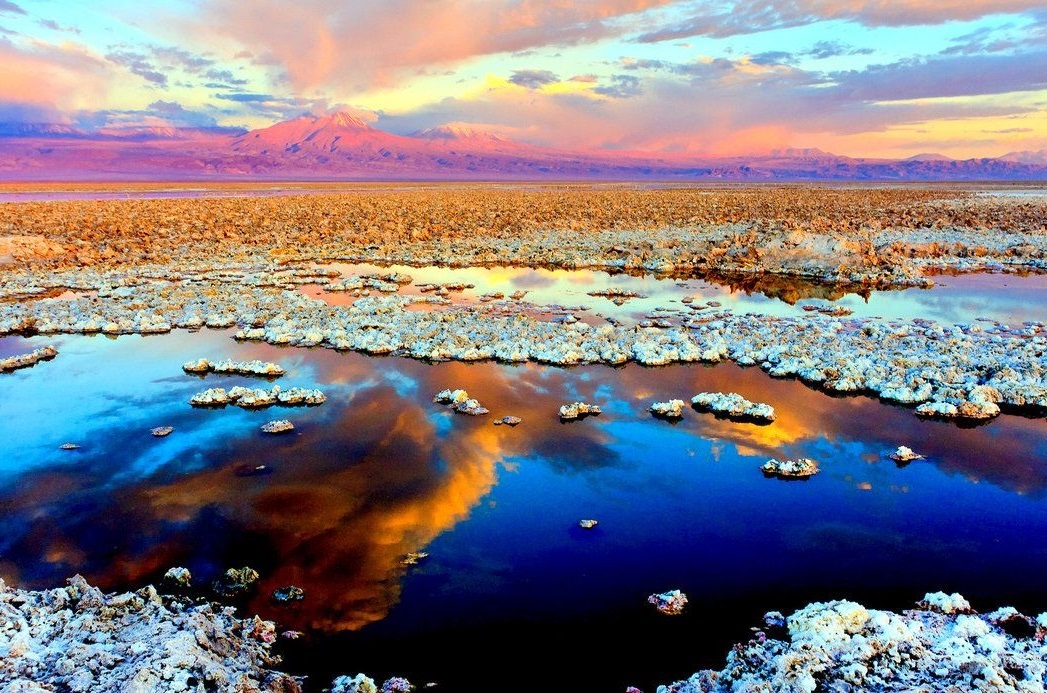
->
2, 0, 1046, 158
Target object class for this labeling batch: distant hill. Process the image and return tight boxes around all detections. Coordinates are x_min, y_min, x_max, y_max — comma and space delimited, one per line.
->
1, 112, 1046, 181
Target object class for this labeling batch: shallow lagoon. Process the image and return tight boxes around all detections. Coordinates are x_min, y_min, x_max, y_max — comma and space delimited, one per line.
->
303, 262, 1047, 328
1, 286, 1046, 691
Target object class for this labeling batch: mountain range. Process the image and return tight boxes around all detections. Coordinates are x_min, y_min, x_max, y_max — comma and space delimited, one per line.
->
1, 112, 1045, 181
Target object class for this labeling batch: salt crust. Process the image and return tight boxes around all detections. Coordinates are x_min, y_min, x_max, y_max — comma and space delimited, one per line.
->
3, 270, 1041, 420
659, 592, 1047, 692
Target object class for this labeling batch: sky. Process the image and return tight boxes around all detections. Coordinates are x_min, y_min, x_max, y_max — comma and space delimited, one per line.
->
1, 0, 1046, 159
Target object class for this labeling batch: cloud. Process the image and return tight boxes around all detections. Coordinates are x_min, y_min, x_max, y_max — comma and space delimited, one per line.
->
508, 69, 559, 89
0, 1, 25, 15
376, 47, 1040, 157
214, 92, 274, 102
593, 73, 643, 98
830, 51, 1047, 101
0, 37, 110, 114
152, 46, 213, 73
191, 0, 675, 92
105, 49, 168, 86
71, 101, 225, 130
636, 0, 1046, 42
203, 68, 248, 87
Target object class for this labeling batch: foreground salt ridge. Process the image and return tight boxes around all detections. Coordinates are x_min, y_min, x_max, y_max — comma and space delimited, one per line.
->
6, 575, 1045, 693
0, 575, 300, 692
658, 591, 1047, 693
1, 271, 1044, 420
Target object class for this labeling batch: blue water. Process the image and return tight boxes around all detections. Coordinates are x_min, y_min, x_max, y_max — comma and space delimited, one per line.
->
0, 328, 1046, 691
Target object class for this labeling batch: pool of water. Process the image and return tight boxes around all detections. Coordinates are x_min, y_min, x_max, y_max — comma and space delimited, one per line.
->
304, 262, 1047, 328
1, 326, 1046, 691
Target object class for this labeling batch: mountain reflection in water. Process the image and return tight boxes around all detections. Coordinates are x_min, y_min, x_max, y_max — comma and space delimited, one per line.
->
0, 328, 1046, 691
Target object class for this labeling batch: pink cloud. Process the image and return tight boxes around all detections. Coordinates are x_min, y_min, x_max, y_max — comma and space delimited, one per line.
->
0, 37, 110, 114
193, 0, 674, 91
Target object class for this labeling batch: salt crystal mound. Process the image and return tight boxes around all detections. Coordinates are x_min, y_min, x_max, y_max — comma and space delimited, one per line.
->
761, 457, 819, 479
150, 426, 174, 437
0, 345, 57, 373
579, 519, 598, 529
559, 402, 602, 420
162, 566, 191, 587
433, 388, 490, 415
182, 357, 285, 377
691, 392, 776, 422
657, 592, 1047, 693
2, 266, 1047, 420
650, 399, 686, 418
325, 273, 409, 294
189, 384, 325, 408
889, 445, 924, 462
493, 415, 523, 426
261, 419, 294, 434
649, 589, 688, 615
0, 575, 297, 690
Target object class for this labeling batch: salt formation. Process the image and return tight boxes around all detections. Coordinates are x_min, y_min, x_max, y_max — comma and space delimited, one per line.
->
649, 589, 688, 615
433, 388, 490, 415
650, 399, 686, 418
657, 592, 1047, 693
579, 519, 598, 529
0, 575, 298, 691
493, 415, 522, 426
0, 345, 57, 373
162, 567, 191, 587
761, 458, 819, 479
559, 402, 602, 420
271, 586, 305, 603
1, 271, 1045, 422
182, 358, 285, 376
189, 385, 325, 408
212, 566, 259, 598
889, 445, 924, 462
400, 552, 428, 566
261, 419, 294, 434
150, 426, 174, 437
691, 392, 776, 422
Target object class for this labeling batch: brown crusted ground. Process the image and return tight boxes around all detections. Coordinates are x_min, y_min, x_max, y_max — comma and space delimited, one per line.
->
0, 184, 1043, 275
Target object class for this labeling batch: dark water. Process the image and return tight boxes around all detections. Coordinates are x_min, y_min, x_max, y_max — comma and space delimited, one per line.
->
1, 324, 1046, 691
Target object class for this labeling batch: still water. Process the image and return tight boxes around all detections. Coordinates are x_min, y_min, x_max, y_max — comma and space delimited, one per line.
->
1, 277, 1046, 691
304, 262, 1047, 328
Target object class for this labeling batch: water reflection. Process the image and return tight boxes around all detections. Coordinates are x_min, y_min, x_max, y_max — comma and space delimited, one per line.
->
305, 261, 1047, 327
0, 330, 1046, 691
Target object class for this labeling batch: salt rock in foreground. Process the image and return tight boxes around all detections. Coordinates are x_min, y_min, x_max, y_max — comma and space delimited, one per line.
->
331, 674, 415, 693
761, 458, 819, 479
190, 385, 325, 408
649, 589, 688, 615
658, 591, 1047, 692
691, 392, 775, 422
433, 388, 489, 415
0, 345, 57, 373
650, 399, 686, 418
0, 575, 299, 691
889, 445, 924, 462
183, 358, 285, 376
559, 402, 602, 420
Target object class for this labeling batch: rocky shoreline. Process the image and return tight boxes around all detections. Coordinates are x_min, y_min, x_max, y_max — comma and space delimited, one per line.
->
659, 592, 1047, 692
4, 576, 1046, 692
